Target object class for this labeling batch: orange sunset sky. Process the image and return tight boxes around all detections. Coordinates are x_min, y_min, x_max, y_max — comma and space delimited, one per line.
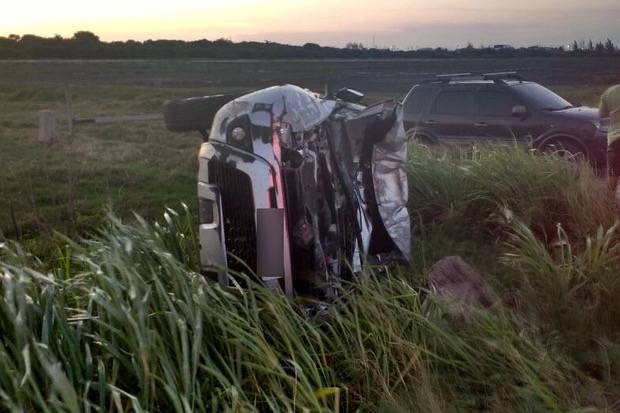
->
3, 0, 620, 48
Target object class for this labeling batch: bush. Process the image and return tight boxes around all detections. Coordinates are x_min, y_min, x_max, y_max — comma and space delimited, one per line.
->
408, 144, 616, 270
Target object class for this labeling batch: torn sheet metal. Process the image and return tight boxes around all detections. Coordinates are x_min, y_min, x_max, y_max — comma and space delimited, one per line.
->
371, 106, 411, 262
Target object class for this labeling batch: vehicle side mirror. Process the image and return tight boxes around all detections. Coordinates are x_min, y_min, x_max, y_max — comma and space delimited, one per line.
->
512, 105, 528, 119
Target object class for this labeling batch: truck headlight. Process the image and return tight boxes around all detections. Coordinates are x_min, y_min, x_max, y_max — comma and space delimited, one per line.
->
231, 127, 247, 142
226, 119, 252, 151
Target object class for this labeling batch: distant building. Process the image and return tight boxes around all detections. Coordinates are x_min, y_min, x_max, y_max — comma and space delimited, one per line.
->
493, 44, 514, 50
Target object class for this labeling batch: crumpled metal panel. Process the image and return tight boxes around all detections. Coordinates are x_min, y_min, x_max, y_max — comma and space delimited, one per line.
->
211, 85, 336, 135
371, 106, 411, 262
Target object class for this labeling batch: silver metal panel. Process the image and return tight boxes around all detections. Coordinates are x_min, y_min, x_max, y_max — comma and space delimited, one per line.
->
197, 182, 228, 287
371, 106, 412, 262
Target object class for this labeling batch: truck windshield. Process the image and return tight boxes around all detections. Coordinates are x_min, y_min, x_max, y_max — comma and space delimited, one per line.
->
512, 83, 573, 111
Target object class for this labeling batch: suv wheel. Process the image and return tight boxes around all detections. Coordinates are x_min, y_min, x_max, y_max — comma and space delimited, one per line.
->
541, 140, 586, 163
408, 130, 450, 158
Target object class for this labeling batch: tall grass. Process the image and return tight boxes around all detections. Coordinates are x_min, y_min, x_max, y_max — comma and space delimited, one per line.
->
0, 207, 606, 412
408, 144, 617, 270
408, 144, 620, 408
503, 220, 620, 385
1, 145, 619, 411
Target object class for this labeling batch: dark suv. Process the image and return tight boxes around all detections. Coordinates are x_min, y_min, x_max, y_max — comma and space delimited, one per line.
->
402, 72, 610, 167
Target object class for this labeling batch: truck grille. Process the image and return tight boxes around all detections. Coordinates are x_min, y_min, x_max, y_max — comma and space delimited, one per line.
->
208, 160, 257, 274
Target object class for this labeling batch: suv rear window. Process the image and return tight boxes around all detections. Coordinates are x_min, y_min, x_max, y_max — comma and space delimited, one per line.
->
404, 84, 435, 115
433, 90, 475, 115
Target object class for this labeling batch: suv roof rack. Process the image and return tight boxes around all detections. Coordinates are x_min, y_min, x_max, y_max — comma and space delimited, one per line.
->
421, 71, 527, 85
481, 71, 526, 82
436, 72, 473, 79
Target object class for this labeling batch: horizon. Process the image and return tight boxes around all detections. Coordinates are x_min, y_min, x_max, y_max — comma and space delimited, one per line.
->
0, 29, 615, 51
4, 31, 619, 52
3, 0, 620, 50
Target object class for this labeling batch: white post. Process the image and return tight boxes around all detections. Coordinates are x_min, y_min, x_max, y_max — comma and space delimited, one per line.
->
38, 110, 56, 144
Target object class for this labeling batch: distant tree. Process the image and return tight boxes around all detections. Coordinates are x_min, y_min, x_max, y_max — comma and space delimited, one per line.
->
72, 31, 99, 43
595, 41, 605, 53
605, 38, 616, 54
19, 34, 45, 43
302, 43, 321, 50
7, 34, 19, 41
214, 37, 233, 45
345, 42, 365, 50
572, 40, 579, 52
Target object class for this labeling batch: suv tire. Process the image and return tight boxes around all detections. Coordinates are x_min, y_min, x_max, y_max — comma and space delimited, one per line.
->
541, 139, 586, 163
407, 129, 434, 146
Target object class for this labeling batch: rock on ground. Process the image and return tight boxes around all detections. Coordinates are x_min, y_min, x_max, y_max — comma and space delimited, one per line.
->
428, 256, 492, 311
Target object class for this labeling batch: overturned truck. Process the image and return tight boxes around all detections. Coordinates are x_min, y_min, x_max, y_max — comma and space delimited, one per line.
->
164, 85, 410, 297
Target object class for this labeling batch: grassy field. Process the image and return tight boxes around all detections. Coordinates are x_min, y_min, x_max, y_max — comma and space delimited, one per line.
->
1, 58, 618, 248
2, 147, 620, 412
1, 58, 620, 411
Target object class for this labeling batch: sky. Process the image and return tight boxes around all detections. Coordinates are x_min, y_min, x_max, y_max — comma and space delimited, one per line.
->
3, 0, 620, 49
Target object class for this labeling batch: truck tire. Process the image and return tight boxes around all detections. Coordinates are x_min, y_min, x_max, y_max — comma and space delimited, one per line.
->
163, 94, 236, 133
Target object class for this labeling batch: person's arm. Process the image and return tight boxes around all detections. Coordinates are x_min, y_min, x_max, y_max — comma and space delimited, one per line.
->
600, 91, 610, 118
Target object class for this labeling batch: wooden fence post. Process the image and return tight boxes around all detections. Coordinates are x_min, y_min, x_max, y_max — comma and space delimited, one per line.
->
65, 87, 74, 135
38, 110, 56, 144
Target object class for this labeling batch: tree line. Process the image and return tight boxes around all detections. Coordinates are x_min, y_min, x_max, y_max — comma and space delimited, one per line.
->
0, 32, 618, 59
570, 39, 617, 56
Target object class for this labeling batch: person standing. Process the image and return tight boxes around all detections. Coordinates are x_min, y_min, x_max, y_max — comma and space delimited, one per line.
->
600, 84, 620, 194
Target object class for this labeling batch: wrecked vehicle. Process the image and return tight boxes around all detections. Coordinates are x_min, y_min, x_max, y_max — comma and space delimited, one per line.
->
164, 85, 410, 297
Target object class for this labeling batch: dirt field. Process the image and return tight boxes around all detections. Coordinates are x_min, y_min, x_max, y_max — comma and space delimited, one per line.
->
2, 57, 619, 94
